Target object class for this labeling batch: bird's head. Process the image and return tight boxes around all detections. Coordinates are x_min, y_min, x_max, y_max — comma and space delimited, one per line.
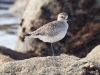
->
57, 12, 68, 21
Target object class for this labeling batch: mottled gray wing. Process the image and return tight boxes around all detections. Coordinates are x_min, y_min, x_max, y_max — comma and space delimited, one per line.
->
31, 21, 65, 36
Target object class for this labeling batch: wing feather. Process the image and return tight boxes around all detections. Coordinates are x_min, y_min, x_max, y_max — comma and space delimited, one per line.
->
31, 21, 66, 36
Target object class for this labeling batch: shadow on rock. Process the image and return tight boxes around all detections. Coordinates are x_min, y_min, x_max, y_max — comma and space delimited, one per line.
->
0, 46, 32, 60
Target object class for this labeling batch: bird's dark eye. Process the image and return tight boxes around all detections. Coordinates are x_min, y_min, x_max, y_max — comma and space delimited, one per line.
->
61, 16, 64, 18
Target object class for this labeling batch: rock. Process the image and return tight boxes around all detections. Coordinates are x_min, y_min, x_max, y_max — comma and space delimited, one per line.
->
66, 23, 100, 58
0, 46, 32, 60
86, 44, 100, 62
0, 53, 14, 66
0, 54, 100, 75
9, 0, 28, 17
0, 45, 100, 75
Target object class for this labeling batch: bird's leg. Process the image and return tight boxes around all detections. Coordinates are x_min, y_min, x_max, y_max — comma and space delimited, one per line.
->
51, 43, 56, 66
51, 43, 54, 56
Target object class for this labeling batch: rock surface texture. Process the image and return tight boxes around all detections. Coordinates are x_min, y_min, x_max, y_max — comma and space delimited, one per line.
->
0, 45, 100, 75
15, 0, 100, 58
86, 45, 100, 62
9, 0, 28, 17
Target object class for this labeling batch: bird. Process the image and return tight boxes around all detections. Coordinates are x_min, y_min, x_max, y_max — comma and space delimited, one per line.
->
24, 12, 69, 56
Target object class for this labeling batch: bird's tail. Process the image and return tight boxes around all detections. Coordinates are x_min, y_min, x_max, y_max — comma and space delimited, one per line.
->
24, 33, 32, 41
24, 33, 31, 36
24, 33, 39, 41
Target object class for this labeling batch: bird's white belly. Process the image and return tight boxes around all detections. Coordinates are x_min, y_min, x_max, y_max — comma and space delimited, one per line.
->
39, 30, 67, 43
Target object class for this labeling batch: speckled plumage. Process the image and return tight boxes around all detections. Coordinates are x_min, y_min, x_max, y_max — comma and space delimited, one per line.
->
25, 12, 68, 43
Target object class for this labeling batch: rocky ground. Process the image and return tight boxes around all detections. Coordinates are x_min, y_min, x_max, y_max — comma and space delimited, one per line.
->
0, 45, 100, 75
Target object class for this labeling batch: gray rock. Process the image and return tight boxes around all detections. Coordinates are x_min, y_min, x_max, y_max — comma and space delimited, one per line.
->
0, 45, 100, 75
9, 0, 28, 17
0, 52, 100, 75
0, 53, 14, 66
86, 44, 100, 62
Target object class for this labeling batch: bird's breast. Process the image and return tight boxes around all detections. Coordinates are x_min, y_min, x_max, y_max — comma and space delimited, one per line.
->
39, 29, 67, 43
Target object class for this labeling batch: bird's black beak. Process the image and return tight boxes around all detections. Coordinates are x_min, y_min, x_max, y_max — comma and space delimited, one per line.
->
67, 19, 71, 21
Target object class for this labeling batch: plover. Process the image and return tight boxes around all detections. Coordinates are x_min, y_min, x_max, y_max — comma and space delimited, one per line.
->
25, 12, 69, 56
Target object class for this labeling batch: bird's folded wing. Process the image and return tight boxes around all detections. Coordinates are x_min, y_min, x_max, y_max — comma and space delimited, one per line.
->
30, 21, 63, 36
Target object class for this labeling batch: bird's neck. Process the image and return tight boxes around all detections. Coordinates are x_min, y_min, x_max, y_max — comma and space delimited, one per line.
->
57, 19, 67, 23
